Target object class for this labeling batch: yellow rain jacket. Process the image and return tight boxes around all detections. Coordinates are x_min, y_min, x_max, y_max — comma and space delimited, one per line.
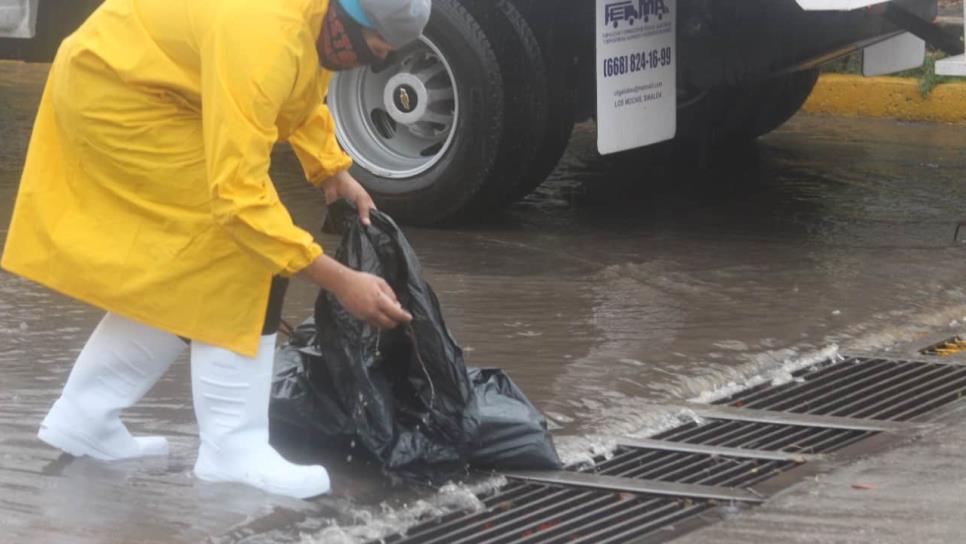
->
1, 0, 352, 356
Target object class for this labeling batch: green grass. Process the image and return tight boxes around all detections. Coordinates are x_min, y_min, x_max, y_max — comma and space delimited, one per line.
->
900, 51, 961, 96
822, 48, 962, 97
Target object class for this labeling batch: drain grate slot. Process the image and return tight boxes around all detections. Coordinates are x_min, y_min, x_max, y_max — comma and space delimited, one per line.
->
847, 371, 966, 420
589, 446, 797, 489
384, 483, 711, 544
718, 358, 897, 411
562, 499, 709, 544
615, 438, 824, 462
653, 419, 874, 454
504, 471, 762, 502
794, 363, 955, 417
716, 357, 966, 421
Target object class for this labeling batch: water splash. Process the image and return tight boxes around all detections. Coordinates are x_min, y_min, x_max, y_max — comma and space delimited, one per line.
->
688, 344, 841, 404
299, 476, 506, 544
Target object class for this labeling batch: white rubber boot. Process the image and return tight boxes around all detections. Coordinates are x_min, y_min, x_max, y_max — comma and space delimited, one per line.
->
38, 313, 186, 460
190, 334, 330, 499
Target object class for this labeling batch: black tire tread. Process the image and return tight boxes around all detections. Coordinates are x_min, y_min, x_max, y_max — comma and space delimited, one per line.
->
357, 0, 504, 225
457, 0, 549, 214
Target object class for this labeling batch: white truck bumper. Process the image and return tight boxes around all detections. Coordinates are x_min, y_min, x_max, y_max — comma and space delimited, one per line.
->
795, 0, 891, 9
0, 0, 38, 39
935, 2, 966, 75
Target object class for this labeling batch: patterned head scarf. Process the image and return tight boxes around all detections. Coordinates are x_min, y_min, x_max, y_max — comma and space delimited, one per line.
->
318, 0, 380, 71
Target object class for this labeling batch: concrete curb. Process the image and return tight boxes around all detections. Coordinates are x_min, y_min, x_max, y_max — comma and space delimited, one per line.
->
802, 73, 966, 124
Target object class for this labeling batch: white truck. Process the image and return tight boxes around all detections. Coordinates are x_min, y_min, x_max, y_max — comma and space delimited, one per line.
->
1, 0, 958, 224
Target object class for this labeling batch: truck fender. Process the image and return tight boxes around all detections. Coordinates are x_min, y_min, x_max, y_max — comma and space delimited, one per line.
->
795, 0, 890, 10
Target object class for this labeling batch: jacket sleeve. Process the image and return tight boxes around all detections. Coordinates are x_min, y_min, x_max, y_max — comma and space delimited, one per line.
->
199, 8, 322, 276
288, 96, 354, 187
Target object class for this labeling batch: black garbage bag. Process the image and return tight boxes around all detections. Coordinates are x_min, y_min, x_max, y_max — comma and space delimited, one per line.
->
466, 368, 562, 470
269, 321, 356, 438
270, 202, 560, 477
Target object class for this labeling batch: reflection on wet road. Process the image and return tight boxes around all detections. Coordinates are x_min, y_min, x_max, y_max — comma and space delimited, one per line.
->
3, 61, 966, 542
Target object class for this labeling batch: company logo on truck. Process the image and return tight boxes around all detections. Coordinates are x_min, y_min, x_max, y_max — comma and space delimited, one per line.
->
604, 0, 669, 29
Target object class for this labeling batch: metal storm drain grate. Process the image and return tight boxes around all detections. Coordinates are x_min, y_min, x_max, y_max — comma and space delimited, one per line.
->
382, 481, 713, 544
920, 336, 966, 357
587, 443, 801, 488
714, 357, 966, 421
648, 419, 873, 455
374, 356, 966, 544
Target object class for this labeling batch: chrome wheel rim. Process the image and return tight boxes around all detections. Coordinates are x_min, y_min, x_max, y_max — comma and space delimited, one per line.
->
329, 36, 459, 179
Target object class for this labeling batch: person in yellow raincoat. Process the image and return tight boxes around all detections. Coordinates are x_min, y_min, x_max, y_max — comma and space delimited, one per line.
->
0, 0, 430, 499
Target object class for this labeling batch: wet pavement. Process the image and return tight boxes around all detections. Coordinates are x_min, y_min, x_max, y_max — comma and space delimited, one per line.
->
4, 60, 966, 542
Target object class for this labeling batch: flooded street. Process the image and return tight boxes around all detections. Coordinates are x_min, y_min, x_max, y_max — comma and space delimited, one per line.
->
4, 60, 966, 542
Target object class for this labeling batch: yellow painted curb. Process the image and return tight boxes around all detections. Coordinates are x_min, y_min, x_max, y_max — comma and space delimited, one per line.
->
803, 73, 966, 124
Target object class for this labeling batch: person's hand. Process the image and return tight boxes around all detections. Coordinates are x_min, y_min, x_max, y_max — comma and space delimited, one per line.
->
321, 170, 376, 226
333, 268, 412, 329
298, 255, 411, 329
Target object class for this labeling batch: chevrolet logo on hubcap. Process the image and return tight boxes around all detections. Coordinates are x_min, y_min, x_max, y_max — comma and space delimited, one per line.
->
394, 85, 418, 114
399, 88, 411, 111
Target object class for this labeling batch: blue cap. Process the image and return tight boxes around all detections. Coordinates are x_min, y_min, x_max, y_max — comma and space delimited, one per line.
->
338, 0, 431, 47
338, 0, 375, 28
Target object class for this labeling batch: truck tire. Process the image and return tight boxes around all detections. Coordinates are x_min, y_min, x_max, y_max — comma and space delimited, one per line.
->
329, 0, 501, 225
506, 0, 577, 202
328, 0, 546, 225
718, 68, 820, 140
509, 61, 575, 201
459, 0, 549, 212
678, 68, 821, 145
